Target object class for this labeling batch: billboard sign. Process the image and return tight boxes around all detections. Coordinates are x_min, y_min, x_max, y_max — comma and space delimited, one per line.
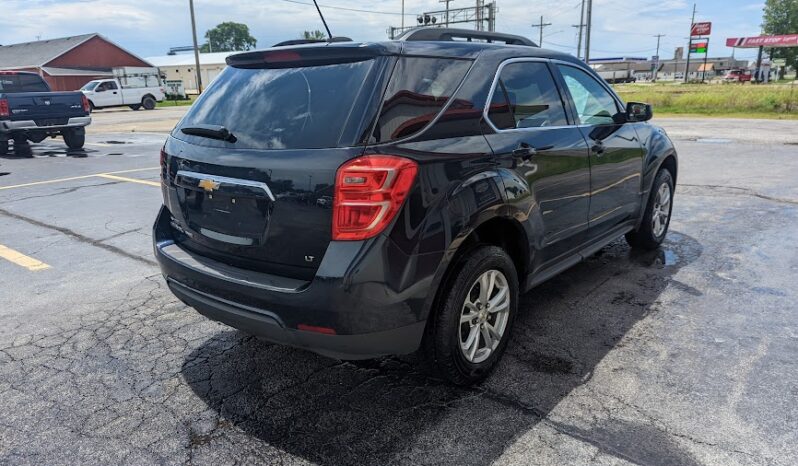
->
691, 22, 712, 37
690, 42, 708, 53
726, 34, 798, 48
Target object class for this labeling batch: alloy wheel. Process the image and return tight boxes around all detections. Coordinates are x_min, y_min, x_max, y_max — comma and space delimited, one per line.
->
652, 182, 671, 238
459, 269, 511, 364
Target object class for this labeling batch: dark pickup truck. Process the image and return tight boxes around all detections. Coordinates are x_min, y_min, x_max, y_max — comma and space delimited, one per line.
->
0, 71, 91, 154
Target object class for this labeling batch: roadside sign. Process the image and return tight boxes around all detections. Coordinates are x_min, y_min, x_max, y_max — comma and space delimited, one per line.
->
652, 55, 660, 66
690, 42, 708, 53
773, 58, 787, 66
691, 22, 712, 37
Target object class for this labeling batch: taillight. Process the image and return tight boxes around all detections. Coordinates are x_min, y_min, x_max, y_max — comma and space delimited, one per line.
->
333, 155, 418, 241
81, 94, 90, 113
0, 98, 9, 117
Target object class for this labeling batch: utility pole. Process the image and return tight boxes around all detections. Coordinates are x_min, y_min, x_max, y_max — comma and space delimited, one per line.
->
440, 0, 453, 27
653, 34, 665, 81
531, 16, 552, 47
584, 0, 593, 64
575, 0, 586, 59
684, 2, 696, 83
401, 0, 405, 30
189, 0, 203, 94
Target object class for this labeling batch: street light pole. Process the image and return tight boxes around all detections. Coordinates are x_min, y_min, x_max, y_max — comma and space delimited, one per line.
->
189, 0, 203, 94
684, 2, 696, 83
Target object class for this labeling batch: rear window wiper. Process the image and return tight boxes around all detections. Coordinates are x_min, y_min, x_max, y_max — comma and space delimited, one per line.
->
181, 124, 237, 143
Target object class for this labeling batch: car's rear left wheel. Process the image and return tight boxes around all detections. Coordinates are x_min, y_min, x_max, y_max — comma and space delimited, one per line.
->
424, 245, 518, 385
142, 96, 156, 110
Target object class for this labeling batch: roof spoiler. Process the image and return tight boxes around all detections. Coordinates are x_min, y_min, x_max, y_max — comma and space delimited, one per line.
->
227, 45, 380, 69
272, 37, 353, 47
397, 27, 537, 47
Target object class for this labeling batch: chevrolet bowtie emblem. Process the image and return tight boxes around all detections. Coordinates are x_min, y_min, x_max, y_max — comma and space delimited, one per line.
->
198, 179, 221, 192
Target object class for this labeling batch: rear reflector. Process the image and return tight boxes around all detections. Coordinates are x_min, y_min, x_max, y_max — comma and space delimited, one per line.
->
297, 324, 337, 335
333, 155, 418, 241
0, 98, 8, 117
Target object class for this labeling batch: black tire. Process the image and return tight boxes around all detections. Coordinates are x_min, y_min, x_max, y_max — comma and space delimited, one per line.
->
62, 129, 85, 150
626, 168, 674, 250
129, 104, 142, 111
142, 96, 156, 110
423, 245, 519, 385
89, 101, 95, 112
0, 140, 7, 155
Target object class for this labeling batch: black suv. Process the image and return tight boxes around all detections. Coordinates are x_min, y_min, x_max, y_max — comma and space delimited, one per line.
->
154, 29, 677, 385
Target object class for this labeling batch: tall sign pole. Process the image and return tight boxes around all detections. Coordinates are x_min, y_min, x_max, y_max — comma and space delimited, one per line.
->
653, 34, 665, 82
189, 0, 203, 94
575, 0, 586, 60
684, 3, 696, 83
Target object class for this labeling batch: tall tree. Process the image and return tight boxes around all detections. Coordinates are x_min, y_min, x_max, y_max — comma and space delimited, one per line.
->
201, 22, 257, 53
302, 30, 328, 40
762, 0, 798, 69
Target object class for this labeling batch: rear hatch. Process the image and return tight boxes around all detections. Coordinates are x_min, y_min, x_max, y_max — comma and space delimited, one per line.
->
162, 43, 473, 280
0, 74, 86, 124
163, 45, 393, 280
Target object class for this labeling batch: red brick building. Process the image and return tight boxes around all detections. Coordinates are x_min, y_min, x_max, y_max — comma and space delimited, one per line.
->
0, 34, 153, 91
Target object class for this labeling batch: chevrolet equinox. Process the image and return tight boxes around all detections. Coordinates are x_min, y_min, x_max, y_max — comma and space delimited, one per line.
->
154, 28, 677, 385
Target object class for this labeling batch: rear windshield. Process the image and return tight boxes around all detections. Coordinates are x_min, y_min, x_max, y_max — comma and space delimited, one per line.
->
0, 74, 50, 93
174, 60, 376, 150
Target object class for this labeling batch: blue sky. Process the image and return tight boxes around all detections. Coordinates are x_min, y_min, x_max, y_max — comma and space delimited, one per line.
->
0, 0, 767, 62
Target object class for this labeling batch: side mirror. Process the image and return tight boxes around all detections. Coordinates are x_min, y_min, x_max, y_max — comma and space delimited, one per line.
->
626, 102, 653, 122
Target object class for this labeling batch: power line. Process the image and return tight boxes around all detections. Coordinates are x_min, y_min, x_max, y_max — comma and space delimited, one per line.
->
277, 0, 414, 16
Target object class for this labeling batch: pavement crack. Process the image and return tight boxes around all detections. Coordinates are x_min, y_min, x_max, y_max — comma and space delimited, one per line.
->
0, 206, 157, 266
679, 183, 798, 206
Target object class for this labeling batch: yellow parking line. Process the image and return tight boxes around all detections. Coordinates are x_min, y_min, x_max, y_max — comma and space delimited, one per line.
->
0, 244, 51, 271
95, 173, 160, 187
0, 167, 159, 191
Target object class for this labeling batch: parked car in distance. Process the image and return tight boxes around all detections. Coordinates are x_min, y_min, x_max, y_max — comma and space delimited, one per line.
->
596, 69, 637, 84
154, 28, 678, 385
723, 69, 753, 83
0, 71, 91, 154
81, 67, 165, 111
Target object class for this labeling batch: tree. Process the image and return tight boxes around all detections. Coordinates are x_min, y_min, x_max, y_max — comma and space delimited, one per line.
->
302, 30, 328, 41
200, 22, 257, 53
762, 0, 798, 70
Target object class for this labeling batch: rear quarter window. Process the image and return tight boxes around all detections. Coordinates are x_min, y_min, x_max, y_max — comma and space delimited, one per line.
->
371, 57, 472, 143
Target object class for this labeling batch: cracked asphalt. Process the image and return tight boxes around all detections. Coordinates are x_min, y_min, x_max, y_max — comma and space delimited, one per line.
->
0, 114, 797, 465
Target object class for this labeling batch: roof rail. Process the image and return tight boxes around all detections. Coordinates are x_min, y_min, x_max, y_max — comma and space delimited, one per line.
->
397, 27, 537, 47
273, 37, 353, 47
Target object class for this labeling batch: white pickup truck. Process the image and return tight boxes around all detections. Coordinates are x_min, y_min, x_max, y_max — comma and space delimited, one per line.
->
80, 67, 165, 111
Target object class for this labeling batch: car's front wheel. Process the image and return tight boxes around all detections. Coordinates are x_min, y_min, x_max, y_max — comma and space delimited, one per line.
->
626, 168, 674, 250
424, 245, 518, 385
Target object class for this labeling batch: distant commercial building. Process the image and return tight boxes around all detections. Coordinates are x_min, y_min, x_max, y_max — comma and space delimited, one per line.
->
145, 52, 234, 94
590, 55, 749, 82
0, 33, 153, 91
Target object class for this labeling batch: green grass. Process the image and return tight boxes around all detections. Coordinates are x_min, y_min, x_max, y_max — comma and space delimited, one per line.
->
613, 82, 798, 118
156, 95, 197, 108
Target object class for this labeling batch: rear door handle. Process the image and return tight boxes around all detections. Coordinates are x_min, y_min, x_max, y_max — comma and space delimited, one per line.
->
591, 142, 605, 156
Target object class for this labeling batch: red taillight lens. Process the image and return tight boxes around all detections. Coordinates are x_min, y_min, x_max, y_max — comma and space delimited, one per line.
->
0, 98, 9, 117
333, 155, 418, 241
81, 94, 90, 113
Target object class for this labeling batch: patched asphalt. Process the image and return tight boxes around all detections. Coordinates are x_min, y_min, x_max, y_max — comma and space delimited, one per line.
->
0, 115, 797, 465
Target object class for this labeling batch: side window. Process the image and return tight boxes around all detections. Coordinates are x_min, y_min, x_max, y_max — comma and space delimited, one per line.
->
96, 82, 109, 91
107, 81, 118, 90
557, 65, 620, 125
487, 62, 567, 130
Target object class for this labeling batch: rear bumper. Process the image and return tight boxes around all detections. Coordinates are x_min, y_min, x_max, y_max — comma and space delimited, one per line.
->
0, 116, 91, 133
153, 205, 434, 359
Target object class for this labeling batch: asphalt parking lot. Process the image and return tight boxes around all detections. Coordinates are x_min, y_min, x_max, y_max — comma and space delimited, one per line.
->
1, 110, 797, 465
